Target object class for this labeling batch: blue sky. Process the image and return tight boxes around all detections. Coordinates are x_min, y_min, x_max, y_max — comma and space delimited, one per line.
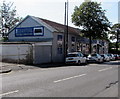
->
1, 0, 119, 28
101, 2, 118, 25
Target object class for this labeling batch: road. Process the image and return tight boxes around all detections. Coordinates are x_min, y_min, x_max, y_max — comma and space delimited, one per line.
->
1, 61, 119, 97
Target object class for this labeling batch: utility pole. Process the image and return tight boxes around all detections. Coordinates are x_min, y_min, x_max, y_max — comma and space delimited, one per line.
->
64, 0, 69, 63
64, 2, 67, 63
66, 0, 69, 54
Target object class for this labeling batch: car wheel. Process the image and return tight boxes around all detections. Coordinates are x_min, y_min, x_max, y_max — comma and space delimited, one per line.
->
78, 60, 81, 65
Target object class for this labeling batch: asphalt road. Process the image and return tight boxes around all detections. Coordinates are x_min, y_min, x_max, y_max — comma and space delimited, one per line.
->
1, 61, 119, 97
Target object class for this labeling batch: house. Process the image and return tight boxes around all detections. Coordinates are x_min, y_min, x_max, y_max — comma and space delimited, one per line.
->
1, 15, 109, 64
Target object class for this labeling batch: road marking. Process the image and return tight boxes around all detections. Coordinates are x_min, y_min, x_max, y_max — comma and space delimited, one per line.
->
54, 74, 86, 83
41, 67, 73, 71
0, 90, 19, 96
98, 67, 112, 72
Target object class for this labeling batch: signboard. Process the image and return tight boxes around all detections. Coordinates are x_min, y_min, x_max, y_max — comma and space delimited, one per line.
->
15, 26, 44, 37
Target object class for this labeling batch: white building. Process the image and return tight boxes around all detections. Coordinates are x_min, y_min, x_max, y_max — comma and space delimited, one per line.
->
1, 15, 109, 64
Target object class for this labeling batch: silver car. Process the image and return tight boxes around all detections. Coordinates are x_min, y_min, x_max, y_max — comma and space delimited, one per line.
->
107, 54, 115, 61
66, 52, 87, 65
101, 54, 110, 62
87, 53, 103, 63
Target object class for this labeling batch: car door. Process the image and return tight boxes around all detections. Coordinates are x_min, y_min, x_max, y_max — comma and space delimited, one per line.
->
82, 53, 86, 63
78, 53, 82, 63
80, 53, 85, 63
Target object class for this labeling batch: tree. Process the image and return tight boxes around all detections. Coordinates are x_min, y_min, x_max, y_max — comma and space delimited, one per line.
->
0, 0, 22, 38
109, 23, 120, 54
108, 42, 120, 54
71, 1, 110, 53
109, 23, 120, 41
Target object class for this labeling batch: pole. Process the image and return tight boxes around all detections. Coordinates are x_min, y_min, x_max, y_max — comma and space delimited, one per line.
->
66, 0, 69, 54
64, 1, 69, 63
64, 2, 67, 63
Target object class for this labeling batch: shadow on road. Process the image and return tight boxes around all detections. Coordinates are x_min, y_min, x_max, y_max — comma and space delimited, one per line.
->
33, 63, 87, 68
101, 61, 120, 66
30, 60, 120, 68
1, 60, 120, 73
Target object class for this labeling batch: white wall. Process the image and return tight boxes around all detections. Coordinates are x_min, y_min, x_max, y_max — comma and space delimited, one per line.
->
0, 44, 33, 64
8, 16, 53, 42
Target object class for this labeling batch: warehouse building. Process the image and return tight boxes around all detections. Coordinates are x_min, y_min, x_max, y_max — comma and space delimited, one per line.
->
1, 15, 109, 64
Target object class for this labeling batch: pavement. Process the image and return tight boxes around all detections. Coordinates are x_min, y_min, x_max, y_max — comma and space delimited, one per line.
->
0, 62, 37, 73
0, 62, 65, 73
1, 60, 120, 74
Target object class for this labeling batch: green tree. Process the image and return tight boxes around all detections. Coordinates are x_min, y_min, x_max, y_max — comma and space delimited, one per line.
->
109, 23, 120, 54
0, 0, 22, 38
71, 1, 110, 53
109, 23, 120, 41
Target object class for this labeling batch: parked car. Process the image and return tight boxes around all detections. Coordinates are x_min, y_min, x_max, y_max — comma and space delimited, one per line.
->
107, 54, 115, 61
114, 54, 119, 60
83, 54, 88, 58
101, 54, 110, 62
66, 52, 87, 65
118, 55, 120, 60
87, 53, 103, 63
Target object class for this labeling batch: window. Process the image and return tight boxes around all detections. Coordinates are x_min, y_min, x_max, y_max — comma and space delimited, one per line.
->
57, 35, 63, 41
92, 54, 96, 56
34, 27, 44, 36
67, 54, 79, 57
80, 53, 84, 57
57, 48, 62, 54
15, 26, 44, 37
71, 37, 75, 42
57, 35, 63, 54
34, 28, 42, 33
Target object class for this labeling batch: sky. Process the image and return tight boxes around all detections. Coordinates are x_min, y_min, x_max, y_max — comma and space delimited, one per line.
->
0, 0, 119, 28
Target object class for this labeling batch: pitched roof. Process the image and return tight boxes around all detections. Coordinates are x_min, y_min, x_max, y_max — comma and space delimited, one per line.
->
39, 18, 81, 36
8, 15, 82, 36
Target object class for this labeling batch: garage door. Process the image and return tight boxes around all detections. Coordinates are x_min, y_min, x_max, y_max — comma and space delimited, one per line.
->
34, 45, 52, 64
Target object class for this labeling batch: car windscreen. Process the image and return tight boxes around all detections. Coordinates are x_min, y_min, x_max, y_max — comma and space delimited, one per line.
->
91, 54, 97, 57
101, 55, 104, 57
67, 54, 78, 57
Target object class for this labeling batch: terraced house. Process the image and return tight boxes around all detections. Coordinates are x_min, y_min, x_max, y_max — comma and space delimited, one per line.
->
1, 15, 109, 64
